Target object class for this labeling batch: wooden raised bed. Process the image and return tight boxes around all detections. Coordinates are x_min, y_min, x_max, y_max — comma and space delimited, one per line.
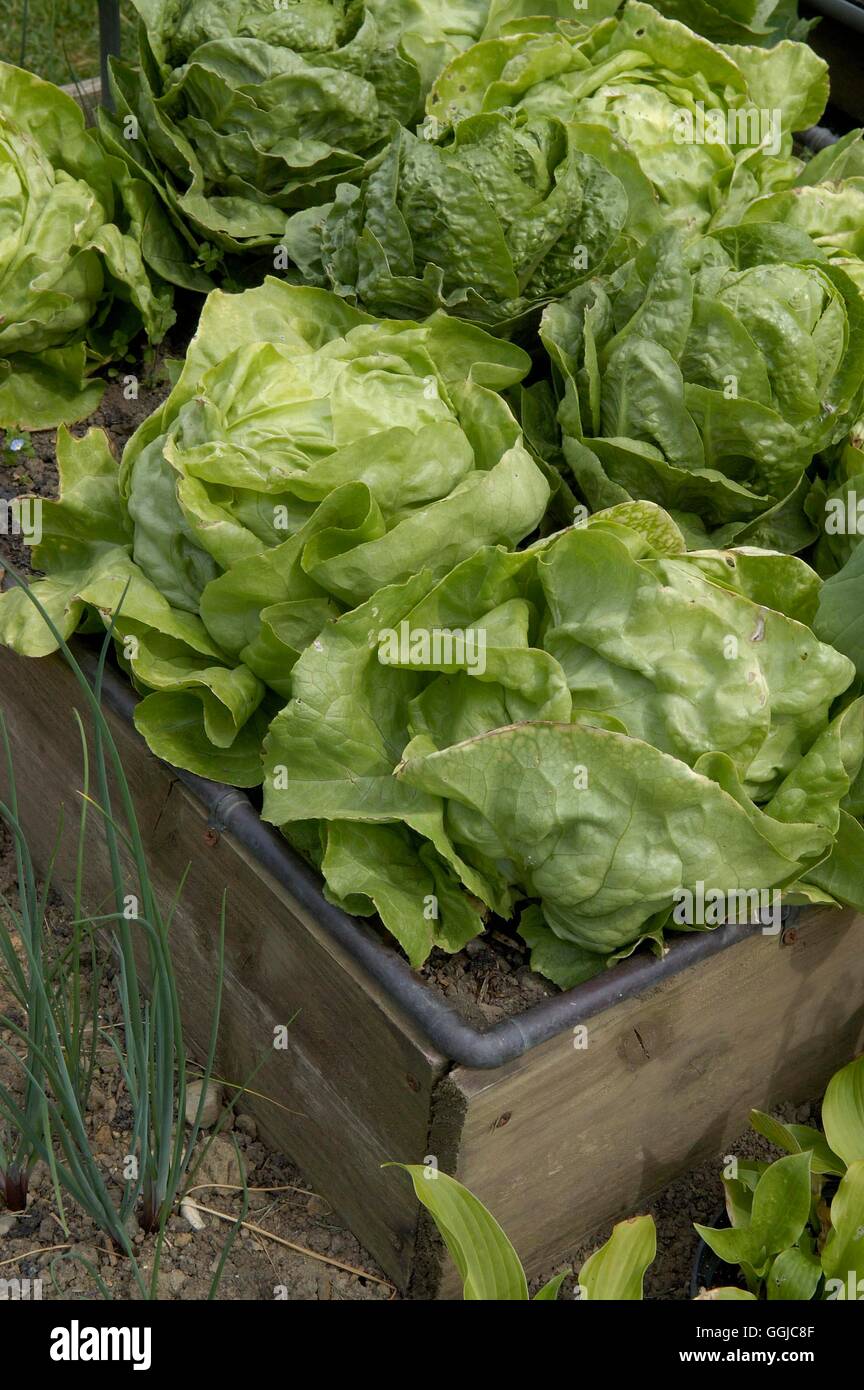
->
14, 35, 864, 1296
1, 638, 863, 1298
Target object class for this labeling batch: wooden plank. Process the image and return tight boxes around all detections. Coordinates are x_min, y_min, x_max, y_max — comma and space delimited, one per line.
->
0, 643, 447, 1287
60, 76, 102, 124
424, 906, 864, 1299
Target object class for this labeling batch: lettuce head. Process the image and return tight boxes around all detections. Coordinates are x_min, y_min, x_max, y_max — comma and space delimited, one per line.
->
0, 281, 548, 783
283, 111, 632, 332
427, 1, 829, 235
647, 0, 814, 46
0, 61, 174, 429
538, 224, 864, 553
260, 502, 864, 973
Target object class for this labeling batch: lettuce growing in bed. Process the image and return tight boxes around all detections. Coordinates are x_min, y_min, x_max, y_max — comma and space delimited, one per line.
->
427, 1, 828, 236
98, 0, 602, 280
0, 281, 548, 784
282, 112, 631, 332
261, 502, 864, 976
0, 62, 174, 429
97, 0, 424, 278
537, 224, 864, 554
366, 0, 621, 96
723, 130, 864, 679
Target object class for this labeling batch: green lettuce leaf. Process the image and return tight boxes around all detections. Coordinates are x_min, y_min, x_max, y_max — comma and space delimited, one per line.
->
0, 285, 547, 788
0, 60, 173, 428
261, 509, 859, 968
427, 2, 824, 234
540, 225, 864, 549
283, 112, 630, 331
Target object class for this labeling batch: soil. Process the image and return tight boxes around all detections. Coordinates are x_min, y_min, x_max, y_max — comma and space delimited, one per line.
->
422, 927, 555, 1026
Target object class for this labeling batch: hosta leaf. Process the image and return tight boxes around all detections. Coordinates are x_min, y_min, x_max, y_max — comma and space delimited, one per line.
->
822, 1055, 864, 1169
749, 1151, 813, 1256
765, 1247, 822, 1301
749, 1111, 845, 1176
389, 1165, 528, 1300
821, 1160, 864, 1297
533, 1271, 569, 1301
578, 1216, 656, 1301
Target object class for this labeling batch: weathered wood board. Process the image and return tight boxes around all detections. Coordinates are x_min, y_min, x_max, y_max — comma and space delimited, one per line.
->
2, 641, 863, 1297
60, 75, 102, 125
424, 906, 864, 1298
0, 643, 445, 1288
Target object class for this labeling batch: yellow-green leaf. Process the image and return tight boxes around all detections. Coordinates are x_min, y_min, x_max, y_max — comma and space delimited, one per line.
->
388, 1165, 528, 1300
578, 1216, 656, 1300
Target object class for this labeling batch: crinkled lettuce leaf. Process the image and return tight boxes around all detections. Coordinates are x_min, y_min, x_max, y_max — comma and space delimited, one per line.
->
283, 112, 631, 331
648, 0, 814, 47
261, 507, 860, 969
427, 2, 826, 234
101, 0, 530, 272
120, 277, 548, 615
539, 225, 864, 549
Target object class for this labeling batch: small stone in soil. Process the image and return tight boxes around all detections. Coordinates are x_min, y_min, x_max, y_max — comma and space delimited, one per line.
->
235, 1113, 258, 1140
185, 1079, 223, 1129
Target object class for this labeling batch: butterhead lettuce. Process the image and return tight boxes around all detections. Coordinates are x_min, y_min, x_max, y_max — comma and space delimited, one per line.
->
538, 225, 864, 552
261, 503, 863, 972
648, 0, 814, 46
365, 0, 621, 96
283, 112, 632, 332
96, 0, 577, 279
427, 1, 828, 235
0, 281, 548, 783
0, 61, 174, 428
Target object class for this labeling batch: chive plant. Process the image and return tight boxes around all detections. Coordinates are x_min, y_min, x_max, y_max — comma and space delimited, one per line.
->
0, 572, 244, 1296
0, 707, 48, 1211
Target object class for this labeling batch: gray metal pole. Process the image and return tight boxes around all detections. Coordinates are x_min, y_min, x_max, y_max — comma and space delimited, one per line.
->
98, 0, 122, 110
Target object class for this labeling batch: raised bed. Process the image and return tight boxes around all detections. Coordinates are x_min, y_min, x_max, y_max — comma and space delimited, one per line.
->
9, 16, 864, 1301
1, 636, 863, 1297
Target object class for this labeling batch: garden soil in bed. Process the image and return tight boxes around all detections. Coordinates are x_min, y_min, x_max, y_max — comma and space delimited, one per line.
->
0, 337, 181, 576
